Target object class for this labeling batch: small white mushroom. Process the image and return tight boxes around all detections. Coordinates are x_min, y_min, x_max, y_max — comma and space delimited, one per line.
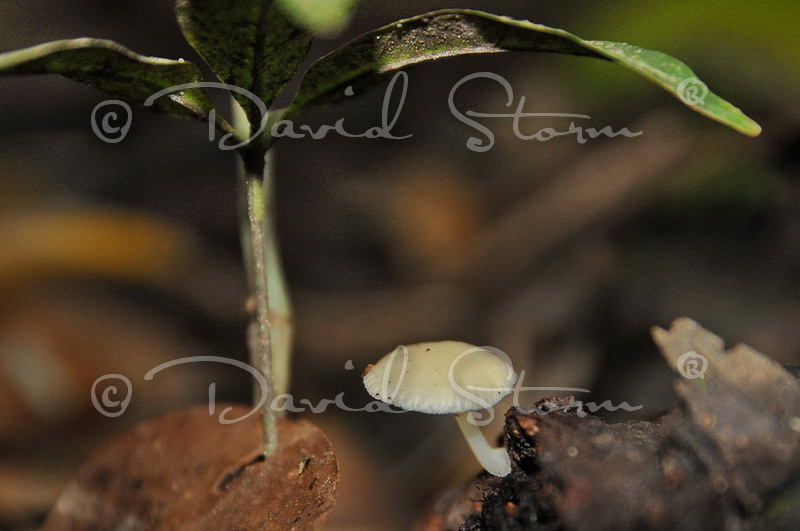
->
363, 340, 518, 477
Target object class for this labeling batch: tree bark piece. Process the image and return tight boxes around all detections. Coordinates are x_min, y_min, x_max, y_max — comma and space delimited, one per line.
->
42, 405, 338, 530
420, 318, 800, 530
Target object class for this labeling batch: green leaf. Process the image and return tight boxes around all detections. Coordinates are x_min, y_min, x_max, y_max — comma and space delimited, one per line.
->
0, 38, 216, 121
176, 0, 313, 128
288, 9, 760, 137
275, 0, 358, 37
587, 41, 760, 137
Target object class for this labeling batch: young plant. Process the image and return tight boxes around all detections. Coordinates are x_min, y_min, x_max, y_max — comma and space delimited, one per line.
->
0, 1, 760, 457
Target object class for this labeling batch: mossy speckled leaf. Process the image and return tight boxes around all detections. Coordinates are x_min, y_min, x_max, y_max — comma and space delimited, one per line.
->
0, 39, 215, 120
276, 0, 358, 37
176, 0, 312, 128
288, 9, 760, 137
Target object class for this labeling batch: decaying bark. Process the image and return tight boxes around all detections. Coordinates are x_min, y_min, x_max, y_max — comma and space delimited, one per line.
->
420, 318, 800, 530
43, 405, 338, 530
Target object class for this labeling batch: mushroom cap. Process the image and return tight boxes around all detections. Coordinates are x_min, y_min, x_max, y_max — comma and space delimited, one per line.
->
363, 341, 518, 414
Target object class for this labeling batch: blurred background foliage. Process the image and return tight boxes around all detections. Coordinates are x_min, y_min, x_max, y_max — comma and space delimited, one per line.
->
0, 1, 798, 529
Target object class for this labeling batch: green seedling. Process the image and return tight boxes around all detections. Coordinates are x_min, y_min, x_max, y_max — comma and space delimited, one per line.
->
0, 0, 760, 456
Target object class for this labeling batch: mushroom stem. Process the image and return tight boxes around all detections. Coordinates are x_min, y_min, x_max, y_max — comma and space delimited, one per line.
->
455, 412, 511, 477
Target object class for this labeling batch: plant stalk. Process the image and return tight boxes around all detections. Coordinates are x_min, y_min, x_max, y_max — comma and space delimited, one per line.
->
234, 94, 294, 455
255, 148, 294, 400
238, 150, 278, 456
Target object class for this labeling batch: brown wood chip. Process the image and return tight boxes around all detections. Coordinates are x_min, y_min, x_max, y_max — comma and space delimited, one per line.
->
420, 319, 800, 530
42, 405, 338, 530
